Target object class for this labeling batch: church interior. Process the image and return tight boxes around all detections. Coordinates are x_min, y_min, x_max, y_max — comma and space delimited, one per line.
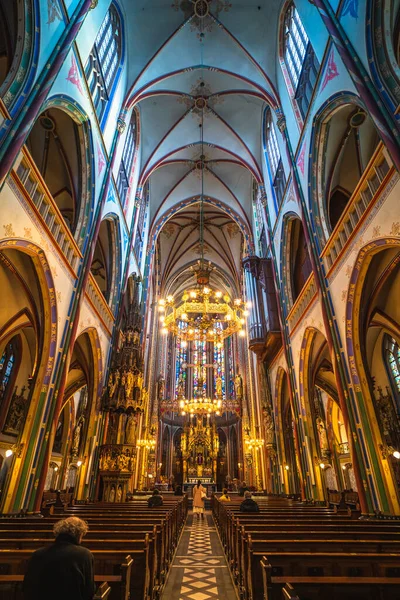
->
1, 0, 400, 598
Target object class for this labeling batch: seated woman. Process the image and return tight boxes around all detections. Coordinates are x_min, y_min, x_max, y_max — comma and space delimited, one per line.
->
148, 489, 163, 507
239, 490, 259, 512
219, 488, 231, 502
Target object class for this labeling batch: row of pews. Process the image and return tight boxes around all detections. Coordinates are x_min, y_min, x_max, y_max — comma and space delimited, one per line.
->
0, 495, 188, 600
212, 494, 400, 600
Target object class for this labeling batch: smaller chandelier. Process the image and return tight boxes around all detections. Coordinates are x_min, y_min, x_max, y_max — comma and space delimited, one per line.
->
180, 397, 222, 416
136, 438, 156, 450
245, 437, 265, 450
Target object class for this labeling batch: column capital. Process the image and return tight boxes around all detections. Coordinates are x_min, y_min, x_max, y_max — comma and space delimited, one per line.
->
117, 118, 126, 134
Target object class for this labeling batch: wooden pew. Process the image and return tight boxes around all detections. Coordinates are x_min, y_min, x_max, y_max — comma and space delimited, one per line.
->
274, 573, 400, 600
0, 497, 188, 599
0, 554, 132, 600
254, 553, 400, 600
212, 496, 400, 600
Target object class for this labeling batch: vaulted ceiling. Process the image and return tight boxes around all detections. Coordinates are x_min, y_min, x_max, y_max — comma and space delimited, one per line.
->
120, 0, 283, 295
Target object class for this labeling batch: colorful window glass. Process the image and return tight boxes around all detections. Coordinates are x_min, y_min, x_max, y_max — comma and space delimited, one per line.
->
85, 4, 122, 124
385, 335, 400, 394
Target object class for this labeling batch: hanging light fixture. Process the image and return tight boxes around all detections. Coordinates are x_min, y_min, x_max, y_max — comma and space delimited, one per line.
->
158, 71, 247, 342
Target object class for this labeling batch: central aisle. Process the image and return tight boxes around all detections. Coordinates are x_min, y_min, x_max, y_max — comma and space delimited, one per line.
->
162, 511, 237, 600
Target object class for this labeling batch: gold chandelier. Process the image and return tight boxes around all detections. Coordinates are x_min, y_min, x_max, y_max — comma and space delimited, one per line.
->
136, 438, 156, 450
158, 55, 248, 344
158, 288, 249, 342
245, 437, 265, 451
180, 397, 222, 416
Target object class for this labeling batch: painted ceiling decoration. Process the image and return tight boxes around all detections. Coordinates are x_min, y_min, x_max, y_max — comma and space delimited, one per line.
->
122, 0, 283, 298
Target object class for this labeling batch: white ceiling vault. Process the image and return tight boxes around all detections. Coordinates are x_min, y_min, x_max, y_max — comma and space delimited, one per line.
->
120, 0, 284, 295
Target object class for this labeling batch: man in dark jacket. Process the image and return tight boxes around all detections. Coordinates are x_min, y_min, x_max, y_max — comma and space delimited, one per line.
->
148, 488, 163, 507
238, 481, 249, 497
23, 516, 95, 600
240, 490, 260, 513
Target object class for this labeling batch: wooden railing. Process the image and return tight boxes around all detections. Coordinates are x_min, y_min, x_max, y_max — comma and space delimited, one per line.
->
286, 272, 317, 332
86, 273, 115, 334
321, 143, 392, 272
14, 148, 82, 274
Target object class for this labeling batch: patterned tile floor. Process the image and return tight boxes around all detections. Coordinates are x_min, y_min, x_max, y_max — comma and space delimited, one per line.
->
161, 512, 237, 600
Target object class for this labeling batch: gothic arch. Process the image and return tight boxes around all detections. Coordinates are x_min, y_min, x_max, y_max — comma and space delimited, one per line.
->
91, 215, 122, 309
346, 237, 400, 513
0, 0, 38, 112
149, 196, 254, 259
281, 213, 312, 309
309, 93, 381, 247
367, 0, 400, 110
0, 239, 57, 512
26, 97, 95, 248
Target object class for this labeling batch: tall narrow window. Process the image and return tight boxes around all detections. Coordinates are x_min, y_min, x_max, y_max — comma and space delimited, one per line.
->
85, 4, 122, 124
0, 336, 20, 402
117, 112, 137, 207
134, 183, 149, 263
384, 335, 400, 396
283, 3, 319, 119
265, 109, 286, 206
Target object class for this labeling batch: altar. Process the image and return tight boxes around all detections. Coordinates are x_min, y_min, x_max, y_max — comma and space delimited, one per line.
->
184, 482, 217, 495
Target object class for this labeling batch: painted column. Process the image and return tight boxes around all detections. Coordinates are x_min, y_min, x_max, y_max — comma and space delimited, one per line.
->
257, 183, 310, 500
309, 0, 400, 171
0, 0, 96, 186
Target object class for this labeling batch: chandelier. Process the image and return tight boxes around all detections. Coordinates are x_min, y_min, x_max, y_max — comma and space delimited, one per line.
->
180, 397, 222, 416
158, 43, 248, 344
245, 437, 265, 451
158, 287, 249, 342
136, 438, 156, 450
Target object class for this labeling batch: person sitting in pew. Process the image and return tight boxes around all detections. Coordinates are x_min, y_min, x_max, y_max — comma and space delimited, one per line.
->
148, 488, 164, 507
240, 490, 260, 513
174, 484, 183, 496
23, 516, 95, 600
220, 488, 231, 502
238, 481, 249, 497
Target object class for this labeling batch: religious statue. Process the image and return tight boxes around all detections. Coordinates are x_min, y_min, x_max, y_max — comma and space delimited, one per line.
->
117, 485, 122, 502
125, 414, 137, 444
4, 387, 27, 435
263, 407, 275, 445
126, 370, 135, 398
235, 372, 243, 399
316, 417, 329, 453
72, 417, 83, 456
108, 371, 120, 398
157, 374, 165, 401
216, 375, 223, 397
177, 374, 185, 398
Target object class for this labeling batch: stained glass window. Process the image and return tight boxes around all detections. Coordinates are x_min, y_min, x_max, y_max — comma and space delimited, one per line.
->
85, 4, 122, 124
214, 337, 225, 398
175, 322, 187, 398
117, 112, 137, 207
384, 334, 400, 395
283, 4, 309, 90
265, 108, 286, 205
193, 339, 207, 397
0, 338, 18, 400
283, 3, 319, 119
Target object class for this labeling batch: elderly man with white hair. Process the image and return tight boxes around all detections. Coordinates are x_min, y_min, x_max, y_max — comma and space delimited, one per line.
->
23, 516, 95, 600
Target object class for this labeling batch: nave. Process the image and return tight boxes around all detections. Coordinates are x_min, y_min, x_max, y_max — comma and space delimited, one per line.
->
2, 491, 400, 599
